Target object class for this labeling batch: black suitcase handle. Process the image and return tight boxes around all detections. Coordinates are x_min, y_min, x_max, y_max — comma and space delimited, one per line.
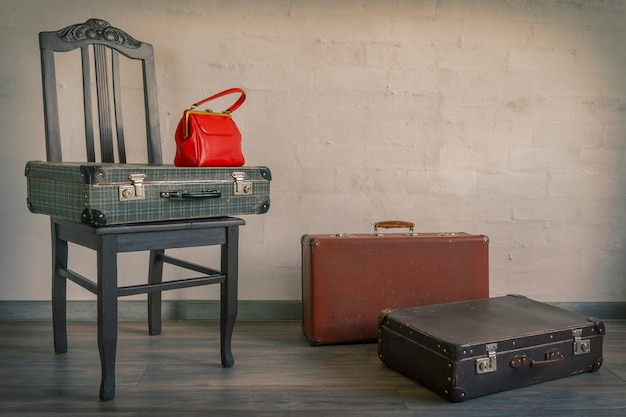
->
160, 190, 221, 199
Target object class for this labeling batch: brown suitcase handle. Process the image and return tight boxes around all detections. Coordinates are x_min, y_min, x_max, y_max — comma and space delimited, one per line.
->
509, 348, 565, 369
374, 221, 415, 236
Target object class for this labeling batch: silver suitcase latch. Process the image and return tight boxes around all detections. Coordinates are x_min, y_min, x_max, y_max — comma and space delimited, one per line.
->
232, 171, 252, 195
573, 329, 591, 355
476, 343, 498, 374
119, 173, 146, 201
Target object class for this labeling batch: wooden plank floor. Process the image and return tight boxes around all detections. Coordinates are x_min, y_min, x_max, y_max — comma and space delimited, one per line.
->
0, 319, 624, 416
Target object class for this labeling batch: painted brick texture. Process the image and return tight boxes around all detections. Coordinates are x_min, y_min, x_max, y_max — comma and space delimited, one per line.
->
0, 0, 624, 302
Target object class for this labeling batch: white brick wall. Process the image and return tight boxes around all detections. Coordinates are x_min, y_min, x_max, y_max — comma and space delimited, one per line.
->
0, 0, 624, 303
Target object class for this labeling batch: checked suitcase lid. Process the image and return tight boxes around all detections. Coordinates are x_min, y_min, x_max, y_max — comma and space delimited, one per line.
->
25, 161, 272, 183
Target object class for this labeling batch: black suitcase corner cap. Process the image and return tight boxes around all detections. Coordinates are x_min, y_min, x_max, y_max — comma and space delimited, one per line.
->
446, 387, 468, 402
80, 165, 106, 184
259, 166, 272, 180
81, 209, 107, 225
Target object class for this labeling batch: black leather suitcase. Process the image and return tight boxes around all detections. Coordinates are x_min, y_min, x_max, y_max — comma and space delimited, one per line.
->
377, 295, 605, 402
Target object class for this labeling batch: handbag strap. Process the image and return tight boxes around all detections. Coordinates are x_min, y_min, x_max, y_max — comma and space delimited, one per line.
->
191, 88, 246, 113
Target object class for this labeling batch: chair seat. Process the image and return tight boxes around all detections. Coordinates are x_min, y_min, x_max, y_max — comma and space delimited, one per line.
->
53, 216, 245, 253
55, 216, 246, 234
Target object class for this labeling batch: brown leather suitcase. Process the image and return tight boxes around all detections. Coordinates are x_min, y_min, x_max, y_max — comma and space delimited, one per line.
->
301, 221, 489, 345
377, 295, 605, 402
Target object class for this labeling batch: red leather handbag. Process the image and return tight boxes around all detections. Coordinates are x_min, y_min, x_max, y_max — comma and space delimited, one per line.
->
174, 88, 246, 167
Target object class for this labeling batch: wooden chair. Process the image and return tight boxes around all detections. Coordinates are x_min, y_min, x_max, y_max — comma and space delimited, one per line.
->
39, 18, 244, 401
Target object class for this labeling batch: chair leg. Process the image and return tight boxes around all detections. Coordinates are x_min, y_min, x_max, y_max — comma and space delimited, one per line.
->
51, 220, 68, 354
148, 249, 164, 335
97, 235, 118, 401
220, 225, 239, 368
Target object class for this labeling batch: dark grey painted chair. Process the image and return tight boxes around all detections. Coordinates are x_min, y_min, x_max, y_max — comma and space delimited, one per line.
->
39, 18, 244, 400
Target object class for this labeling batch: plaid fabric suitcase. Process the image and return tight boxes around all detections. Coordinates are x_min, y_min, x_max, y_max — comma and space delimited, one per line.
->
378, 295, 605, 402
301, 222, 489, 345
25, 161, 271, 225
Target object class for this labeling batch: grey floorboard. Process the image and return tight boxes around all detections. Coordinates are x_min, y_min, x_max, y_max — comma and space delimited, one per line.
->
0, 320, 624, 416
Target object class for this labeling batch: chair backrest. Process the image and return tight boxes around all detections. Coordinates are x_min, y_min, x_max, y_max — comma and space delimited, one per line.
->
39, 18, 162, 164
